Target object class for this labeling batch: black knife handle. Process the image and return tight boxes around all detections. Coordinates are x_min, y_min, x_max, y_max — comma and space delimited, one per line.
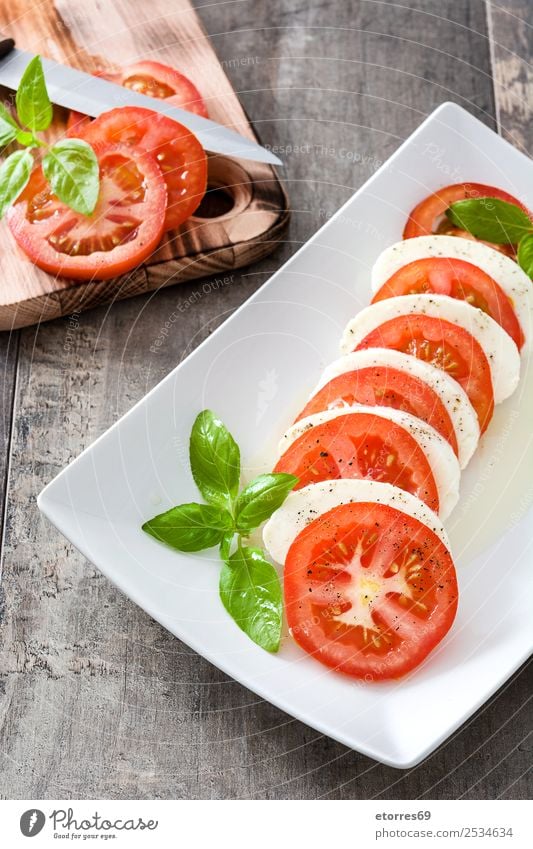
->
0, 32, 15, 59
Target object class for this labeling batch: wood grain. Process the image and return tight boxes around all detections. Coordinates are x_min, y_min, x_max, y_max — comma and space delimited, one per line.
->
0, 0, 289, 330
0, 0, 530, 800
486, 0, 533, 154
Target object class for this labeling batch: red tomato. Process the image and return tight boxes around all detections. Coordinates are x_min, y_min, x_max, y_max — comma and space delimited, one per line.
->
372, 257, 524, 350
274, 412, 439, 512
403, 182, 531, 257
67, 61, 208, 133
353, 316, 494, 433
107, 61, 208, 116
285, 502, 458, 680
73, 106, 207, 231
7, 144, 167, 281
296, 366, 459, 456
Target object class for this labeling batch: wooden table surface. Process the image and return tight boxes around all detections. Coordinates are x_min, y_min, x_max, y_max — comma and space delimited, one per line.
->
0, 0, 531, 800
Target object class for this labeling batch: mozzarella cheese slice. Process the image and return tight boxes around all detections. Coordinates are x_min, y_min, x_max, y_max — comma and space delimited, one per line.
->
278, 404, 460, 520
263, 479, 449, 565
371, 235, 533, 349
308, 347, 479, 468
340, 294, 521, 404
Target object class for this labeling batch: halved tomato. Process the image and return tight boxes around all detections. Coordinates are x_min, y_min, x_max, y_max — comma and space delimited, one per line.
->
71, 106, 207, 231
403, 182, 531, 257
6, 143, 167, 280
354, 316, 494, 432
67, 60, 208, 134
285, 502, 458, 680
274, 412, 439, 512
372, 257, 525, 350
296, 366, 459, 455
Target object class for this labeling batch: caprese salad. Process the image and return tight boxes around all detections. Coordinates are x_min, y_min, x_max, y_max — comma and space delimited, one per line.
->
261, 183, 532, 681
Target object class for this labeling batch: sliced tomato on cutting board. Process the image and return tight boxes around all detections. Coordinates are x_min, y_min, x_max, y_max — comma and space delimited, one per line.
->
274, 412, 440, 512
403, 182, 531, 257
296, 365, 459, 455
108, 60, 208, 116
73, 106, 207, 231
354, 315, 495, 433
67, 60, 208, 134
284, 501, 458, 680
372, 257, 525, 350
7, 143, 167, 280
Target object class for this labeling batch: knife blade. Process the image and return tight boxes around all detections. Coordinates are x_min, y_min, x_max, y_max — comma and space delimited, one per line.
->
0, 44, 282, 166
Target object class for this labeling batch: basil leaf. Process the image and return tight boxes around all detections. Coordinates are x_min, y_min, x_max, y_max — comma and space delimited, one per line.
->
42, 139, 99, 215
0, 149, 33, 218
190, 410, 240, 509
219, 531, 233, 564
16, 56, 53, 132
235, 473, 298, 532
219, 546, 282, 652
16, 129, 35, 147
517, 233, 533, 278
142, 502, 233, 552
0, 103, 18, 147
446, 198, 532, 245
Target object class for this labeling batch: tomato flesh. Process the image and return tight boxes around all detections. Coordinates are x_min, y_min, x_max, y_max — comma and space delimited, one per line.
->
372, 257, 524, 350
72, 106, 207, 231
285, 502, 458, 679
7, 144, 167, 280
296, 366, 459, 456
275, 412, 439, 512
354, 315, 494, 432
403, 182, 531, 257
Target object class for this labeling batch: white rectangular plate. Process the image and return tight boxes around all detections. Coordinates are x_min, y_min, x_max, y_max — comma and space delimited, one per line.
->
39, 103, 533, 768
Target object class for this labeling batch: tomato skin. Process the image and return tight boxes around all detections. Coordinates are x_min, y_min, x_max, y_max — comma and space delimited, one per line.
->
66, 61, 208, 133
274, 412, 440, 512
73, 106, 207, 231
372, 257, 525, 350
296, 366, 459, 456
7, 144, 167, 281
285, 502, 458, 680
403, 182, 531, 256
354, 316, 495, 433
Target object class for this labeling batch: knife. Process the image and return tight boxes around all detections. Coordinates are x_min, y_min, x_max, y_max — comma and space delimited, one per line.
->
0, 34, 282, 166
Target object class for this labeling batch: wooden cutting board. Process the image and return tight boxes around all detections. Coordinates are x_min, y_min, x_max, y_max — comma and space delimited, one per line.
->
0, 0, 289, 331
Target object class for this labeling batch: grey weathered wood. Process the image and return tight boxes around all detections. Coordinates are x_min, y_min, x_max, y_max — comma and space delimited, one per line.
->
487, 0, 533, 154
0, 0, 531, 800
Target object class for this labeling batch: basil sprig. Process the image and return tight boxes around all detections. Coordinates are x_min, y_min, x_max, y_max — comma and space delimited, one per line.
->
445, 197, 533, 277
142, 410, 298, 652
0, 56, 100, 217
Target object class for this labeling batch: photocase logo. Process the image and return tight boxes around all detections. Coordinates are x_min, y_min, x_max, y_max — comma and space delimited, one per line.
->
20, 809, 46, 837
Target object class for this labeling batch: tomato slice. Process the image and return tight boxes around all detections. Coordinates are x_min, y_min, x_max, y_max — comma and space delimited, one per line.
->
6, 143, 167, 281
108, 61, 208, 116
274, 412, 440, 512
285, 502, 458, 679
71, 106, 207, 231
403, 182, 531, 256
67, 61, 208, 134
354, 316, 494, 432
372, 257, 525, 350
296, 366, 459, 455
